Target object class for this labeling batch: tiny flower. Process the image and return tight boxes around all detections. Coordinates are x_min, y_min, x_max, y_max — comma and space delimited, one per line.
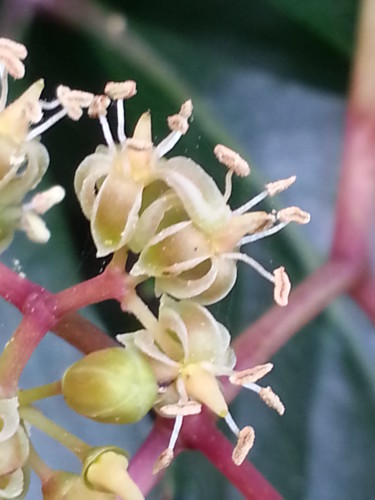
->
131, 149, 309, 305
117, 295, 284, 470
75, 95, 225, 258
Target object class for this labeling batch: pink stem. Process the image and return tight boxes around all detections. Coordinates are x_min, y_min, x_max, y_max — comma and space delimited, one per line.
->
53, 312, 117, 353
54, 267, 127, 316
0, 291, 57, 396
331, 0, 375, 263
0, 262, 40, 310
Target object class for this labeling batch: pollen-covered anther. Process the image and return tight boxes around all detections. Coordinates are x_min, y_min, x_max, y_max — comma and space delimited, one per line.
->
214, 144, 250, 177
232, 426, 255, 466
273, 266, 291, 307
229, 363, 274, 386
56, 85, 94, 120
277, 206, 311, 224
259, 386, 285, 415
159, 401, 202, 417
88, 95, 111, 118
23, 100, 43, 124
167, 113, 189, 134
179, 99, 193, 119
104, 80, 137, 100
153, 448, 174, 474
265, 176, 296, 196
0, 38, 27, 79
30, 185, 65, 214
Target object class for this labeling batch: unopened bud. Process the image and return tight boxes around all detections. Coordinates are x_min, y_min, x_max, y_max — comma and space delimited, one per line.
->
62, 348, 157, 424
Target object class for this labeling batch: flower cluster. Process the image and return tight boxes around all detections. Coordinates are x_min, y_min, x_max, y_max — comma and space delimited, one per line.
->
72, 79, 310, 472
0, 36, 310, 498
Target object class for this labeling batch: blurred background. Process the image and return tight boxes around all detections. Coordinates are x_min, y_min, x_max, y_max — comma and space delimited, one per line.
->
2, 0, 375, 499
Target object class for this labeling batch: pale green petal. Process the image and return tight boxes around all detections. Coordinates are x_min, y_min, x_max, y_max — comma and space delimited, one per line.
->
154, 259, 218, 300
129, 190, 181, 253
91, 171, 143, 257
131, 221, 211, 277
156, 156, 231, 233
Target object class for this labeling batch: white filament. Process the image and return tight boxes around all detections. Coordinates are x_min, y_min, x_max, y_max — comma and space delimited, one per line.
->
240, 222, 288, 246
155, 130, 181, 158
27, 108, 67, 141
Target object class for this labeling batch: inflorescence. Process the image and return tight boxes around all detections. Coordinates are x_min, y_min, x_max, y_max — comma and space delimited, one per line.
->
0, 37, 310, 499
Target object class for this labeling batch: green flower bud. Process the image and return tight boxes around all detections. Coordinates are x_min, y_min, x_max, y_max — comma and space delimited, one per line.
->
42, 472, 115, 500
62, 348, 157, 424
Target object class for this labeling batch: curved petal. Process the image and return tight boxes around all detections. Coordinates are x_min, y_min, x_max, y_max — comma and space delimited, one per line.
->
154, 258, 218, 300
156, 157, 231, 233
129, 190, 182, 254
131, 221, 211, 277
159, 295, 189, 360
74, 150, 112, 220
91, 168, 143, 257
193, 256, 237, 305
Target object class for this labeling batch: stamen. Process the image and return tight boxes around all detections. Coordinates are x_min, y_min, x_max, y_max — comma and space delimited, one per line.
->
0, 38, 27, 79
266, 176, 296, 196
0, 66, 8, 111
40, 99, 60, 111
180, 99, 193, 118
167, 113, 189, 134
223, 170, 233, 202
225, 411, 240, 436
56, 85, 94, 120
153, 449, 174, 475
155, 100, 193, 158
21, 211, 50, 243
277, 206, 310, 224
28, 186, 65, 214
155, 131, 181, 157
273, 266, 291, 307
222, 252, 275, 284
229, 363, 274, 386
153, 414, 183, 474
214, 144, 250, 177
259, 386, 285, 415
159, 401, 202, 417
239, 221, 288, 245
26, 108, 67, 141
233, 190, 268, 215
88, 95, 111, 118
232, 426, 255, 466
104, 80, 137, 100
99, 115, 115, 148
117, 99, 126, 143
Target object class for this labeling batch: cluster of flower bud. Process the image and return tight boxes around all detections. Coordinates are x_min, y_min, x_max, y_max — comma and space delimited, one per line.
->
70, 77, 310, 474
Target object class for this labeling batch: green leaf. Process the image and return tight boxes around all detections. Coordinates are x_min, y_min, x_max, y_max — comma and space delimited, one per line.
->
265, 0, 358, 55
